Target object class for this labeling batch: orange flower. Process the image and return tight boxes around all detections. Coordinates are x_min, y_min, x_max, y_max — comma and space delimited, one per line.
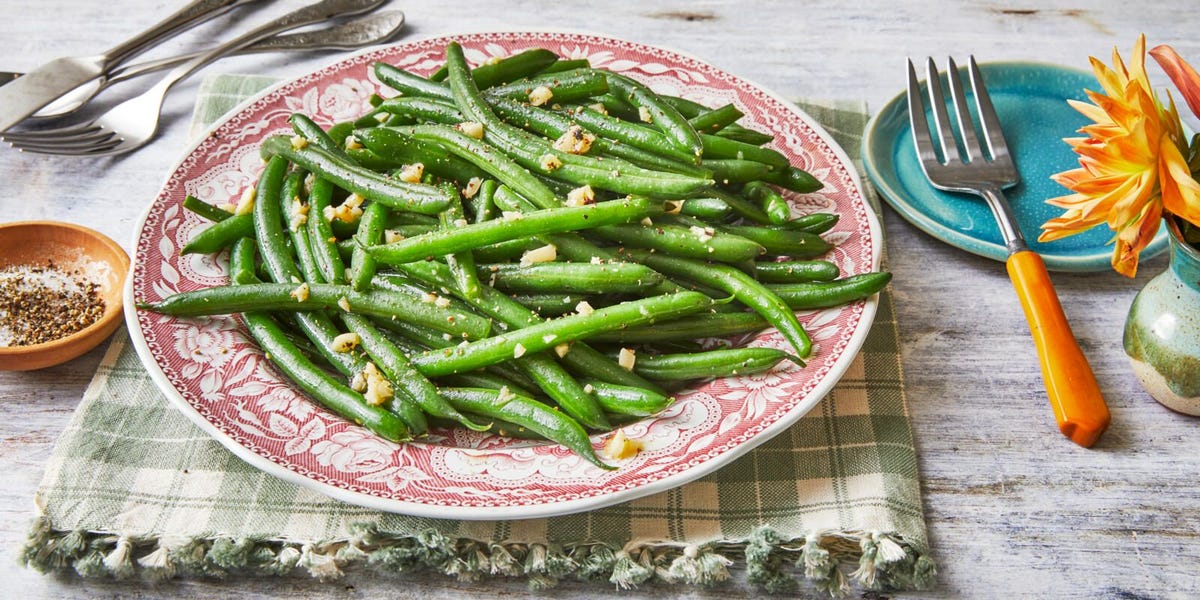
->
1039, 35, 1200, 277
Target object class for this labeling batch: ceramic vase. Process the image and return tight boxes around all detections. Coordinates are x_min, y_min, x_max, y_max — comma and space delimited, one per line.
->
1124, 216, 1200, 415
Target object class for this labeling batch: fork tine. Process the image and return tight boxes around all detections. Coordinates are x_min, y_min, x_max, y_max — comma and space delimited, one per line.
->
968, 56, 1011, 162
945, 57, 982, 162
4, 128, 114, 147
924, 57, 961, 164
15, 138, 123, 156
906, 59, 940, 165
0, 123, 103, 142
9, 133, 120, 153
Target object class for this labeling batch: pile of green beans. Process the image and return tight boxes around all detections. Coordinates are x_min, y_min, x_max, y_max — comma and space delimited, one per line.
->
143, 43, 892, 468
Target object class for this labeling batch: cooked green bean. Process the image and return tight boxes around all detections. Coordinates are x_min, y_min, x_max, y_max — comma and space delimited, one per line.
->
261, 135, 452, 215
768, 272, 892, 309
439, 388, 611, 470
348, 201, 387, 291
624, 250, 812, 358
142, 282, 491, 340
743, 181, 791, 226
587, 222, 764, 263
720, 224, 832, 258
367, 196, 662, 265
605, 71, 702, 161
784, 212, 840, 234
480, 262, 663, 294
752, 260, 841, 283
306, 177, 346, 285
591, 310, 769, 343
183, 195, 234, 222
410, 291, 712, 376
632, 347, 795, 381
181, 213, 253, 254
585, 380, 674, 417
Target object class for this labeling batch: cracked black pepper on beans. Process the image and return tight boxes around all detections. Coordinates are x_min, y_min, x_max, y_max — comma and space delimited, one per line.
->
0, 262, 105, 347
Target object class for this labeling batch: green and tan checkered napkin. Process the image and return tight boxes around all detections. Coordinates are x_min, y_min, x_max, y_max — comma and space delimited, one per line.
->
21, 75, 934, 595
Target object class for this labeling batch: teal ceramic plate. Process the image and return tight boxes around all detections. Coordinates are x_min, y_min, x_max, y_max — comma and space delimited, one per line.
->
862, 61, 1168, 271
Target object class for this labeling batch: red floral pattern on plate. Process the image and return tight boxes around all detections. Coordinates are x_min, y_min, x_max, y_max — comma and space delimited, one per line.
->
126, 31, 881, 519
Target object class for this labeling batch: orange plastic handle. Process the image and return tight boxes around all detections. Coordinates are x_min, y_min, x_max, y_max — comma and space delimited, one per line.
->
1006, 250, 1111, 447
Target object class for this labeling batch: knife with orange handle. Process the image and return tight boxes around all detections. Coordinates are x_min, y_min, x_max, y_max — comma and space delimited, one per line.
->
1007, 250, 1111, 447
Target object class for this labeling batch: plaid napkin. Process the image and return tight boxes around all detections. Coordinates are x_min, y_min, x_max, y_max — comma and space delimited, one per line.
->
21, 75, 934, 596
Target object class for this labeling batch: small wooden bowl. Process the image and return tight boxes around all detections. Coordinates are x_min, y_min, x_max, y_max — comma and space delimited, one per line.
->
0, 221, 129, 371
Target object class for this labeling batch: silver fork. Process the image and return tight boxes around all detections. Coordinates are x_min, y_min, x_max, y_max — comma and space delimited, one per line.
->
907, 56, 1111, 447
2, 0, 384, 157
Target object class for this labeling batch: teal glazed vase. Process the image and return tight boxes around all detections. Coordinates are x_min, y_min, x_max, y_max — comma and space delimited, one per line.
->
1124, 216, 1200, 415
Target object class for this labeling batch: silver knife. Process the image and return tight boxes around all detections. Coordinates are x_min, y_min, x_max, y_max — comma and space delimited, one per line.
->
0, 0, 263, 132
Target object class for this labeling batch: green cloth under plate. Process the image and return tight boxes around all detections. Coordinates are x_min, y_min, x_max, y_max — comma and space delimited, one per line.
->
21, 74, 934, 596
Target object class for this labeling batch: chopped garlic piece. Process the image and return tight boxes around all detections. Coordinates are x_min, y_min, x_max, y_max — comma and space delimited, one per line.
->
565, 185, 595, 207
513, 343, 527, 358
434, 296, 451, 309
590, 256, 603, 265
343, 193, 365, 210
290, 135, 309, 150
361, 362, 393, 406
539, 153, 563, 171
520, 244, 557, 266
617, 347, 636, 371
583, 383, 595, 394
289, 282, 310, 302
330, 332, 361, 353
337, 296, 352, 312
554, 343, 571, 358
485, 56, 504, 66
234, 187, 256, 216
552, 125, 596, 154
664, 200, 683, 214
640, 217, 654, 226
398, 163, 425, 183
350, 371, 368, 393
588, 102, 608, 116
602, 429, 644, 460
288, 200, 309, 231
638, 106, 653, 123
374, 112, 391, 124
528, 85, 554, 106
575, 300, 595, 316
502, 211, 524, 221
462, 177, 483, 199
496, 386, 515, 406
542, 334, 557, 344
384, 229, 405, 244
344, 135, 363, 150
690, 225, 715, 243
457, 121, 484, 139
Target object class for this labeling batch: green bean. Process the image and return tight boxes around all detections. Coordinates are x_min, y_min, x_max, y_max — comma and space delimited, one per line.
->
289, 113, 343, 156
708, 188, 771, 224
591, 311, 768, 343
659, 95, 774, 145
510, 293, 594, 316
623, 250, 812, 358
767, 272, 892, 309
183, 195, 233, 222
487, 68, 610, 105
700, 135, 789, 168
375, 62, 453, 100
471, 237, 543, 262
181, 213, 253, 254
366, 196, 662, 265
409, 291, 712, 376
428, 48, 560, 86
632, 347, 795, 381
677, 196, 732, 220
605, 72, 702, 161
306, 177, 347, 285
342, 313, 484, 432
280, 170, 326, 285
348, 201, 387, 291
557, 103, 695, 163
480, 262, 663, 294
143, 282, 491, 340
468, 178, 498, 223
439, 388, 611, 470
489, 98, 712, 178
261, 135, 452, 215
687, 103, 743, 134
765, 166, 823, 194
704, 158, 784, 185
752, 260, 840, 283
743, 181, 791, 225
587, 222, 764, 263
585, 380, 673, 417
720, 224, 832, 258
443, 43, 713, 198
784, 212, 840, 234
337, 317, 430, 436
403, 123, 559, 210
352, 126, 490, 183
226, 238, 409, 442
439, 190, 482, 299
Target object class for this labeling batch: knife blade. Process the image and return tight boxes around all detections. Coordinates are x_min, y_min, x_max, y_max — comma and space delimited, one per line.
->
0, 0, 260, 132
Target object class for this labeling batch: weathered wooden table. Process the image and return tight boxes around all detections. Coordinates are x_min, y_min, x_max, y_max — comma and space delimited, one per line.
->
2, 1, 1197, 597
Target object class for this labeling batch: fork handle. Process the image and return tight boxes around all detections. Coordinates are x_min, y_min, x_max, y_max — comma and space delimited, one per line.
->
1007, 250, 1111, 447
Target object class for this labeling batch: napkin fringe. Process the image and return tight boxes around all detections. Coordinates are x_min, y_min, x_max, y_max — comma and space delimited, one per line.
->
20, 518, 936, 594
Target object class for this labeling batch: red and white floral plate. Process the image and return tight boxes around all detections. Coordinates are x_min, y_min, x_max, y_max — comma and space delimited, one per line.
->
125, 31, 882, 520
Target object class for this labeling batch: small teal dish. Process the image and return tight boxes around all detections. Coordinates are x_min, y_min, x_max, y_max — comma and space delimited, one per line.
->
862, 61, 1168, 272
